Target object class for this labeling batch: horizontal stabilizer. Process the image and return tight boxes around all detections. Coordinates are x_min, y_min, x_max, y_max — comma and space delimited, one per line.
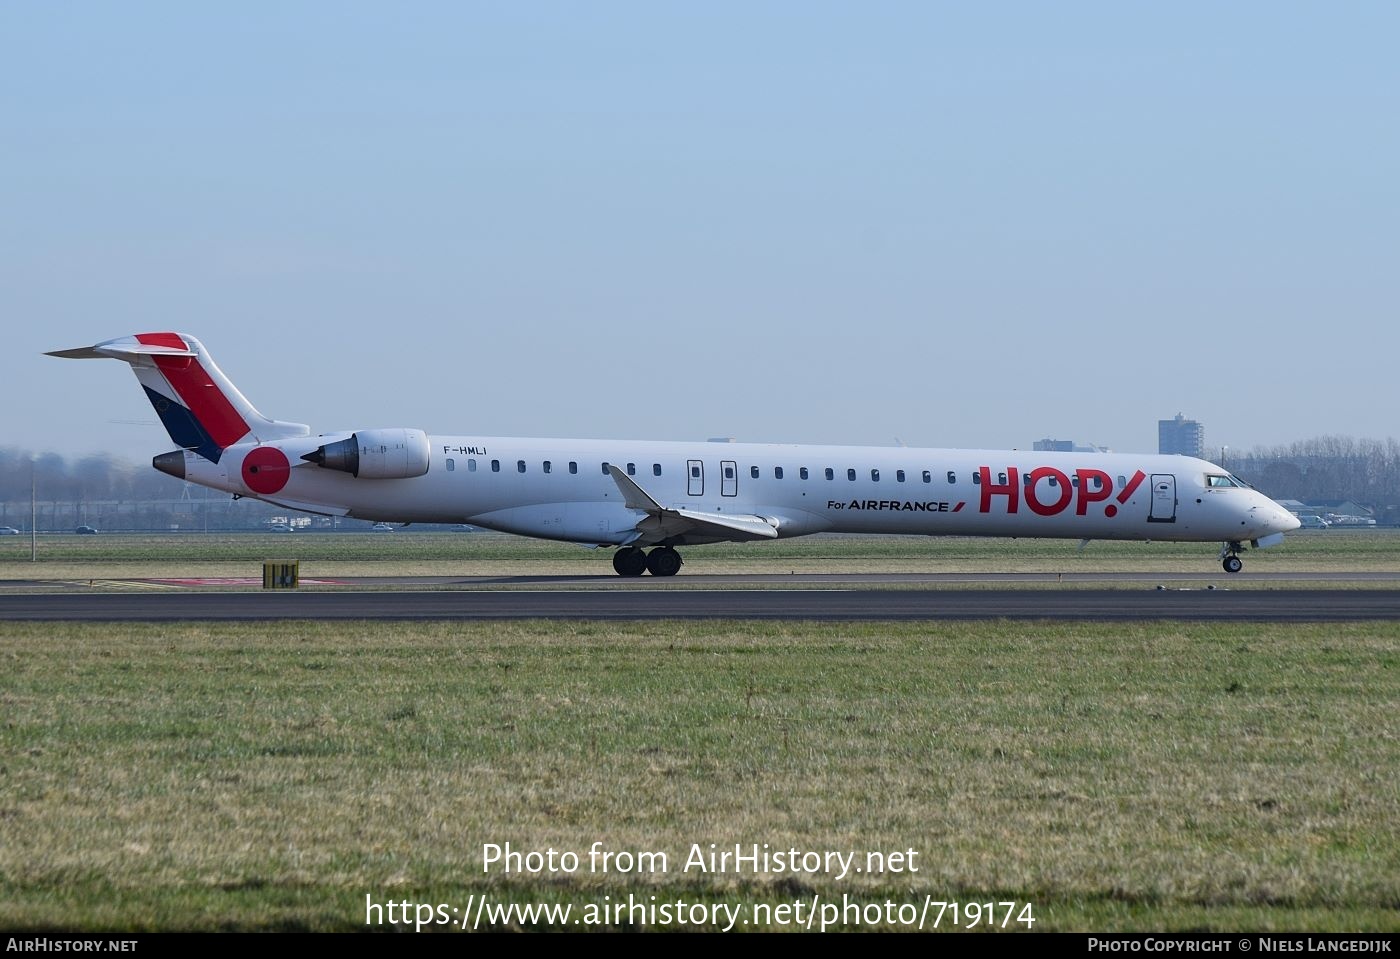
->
47, 342, 197, 362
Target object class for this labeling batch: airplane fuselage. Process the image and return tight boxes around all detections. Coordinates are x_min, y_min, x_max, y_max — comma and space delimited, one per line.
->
176, 434, 1298, 548
50, 333, 1302, 576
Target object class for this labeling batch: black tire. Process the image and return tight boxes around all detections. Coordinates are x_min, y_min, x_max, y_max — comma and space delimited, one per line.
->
1222, 555, 1243, 574
646, 547, 683, 577
612, 547, 647, 577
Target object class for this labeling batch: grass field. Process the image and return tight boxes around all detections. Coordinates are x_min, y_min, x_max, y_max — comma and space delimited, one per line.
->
2, 528, 1398, 580
2, 619, 1397, 931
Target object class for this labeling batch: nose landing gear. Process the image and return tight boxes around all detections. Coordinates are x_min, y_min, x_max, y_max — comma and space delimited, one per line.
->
612, 545, 683, 577
1219, 541, 1245, 573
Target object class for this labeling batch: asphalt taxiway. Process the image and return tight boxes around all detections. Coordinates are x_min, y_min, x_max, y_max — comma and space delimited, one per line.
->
0, 576, 1397, 622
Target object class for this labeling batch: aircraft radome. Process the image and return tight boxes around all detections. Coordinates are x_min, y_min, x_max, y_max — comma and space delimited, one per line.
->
50, 333, 1301, 576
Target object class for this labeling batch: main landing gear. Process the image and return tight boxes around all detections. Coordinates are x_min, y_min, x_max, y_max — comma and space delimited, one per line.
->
1220, 542, 1245, 574
612, 546, 683, 577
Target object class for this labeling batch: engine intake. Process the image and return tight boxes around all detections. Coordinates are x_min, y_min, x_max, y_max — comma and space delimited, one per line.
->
301, 428, 431, 479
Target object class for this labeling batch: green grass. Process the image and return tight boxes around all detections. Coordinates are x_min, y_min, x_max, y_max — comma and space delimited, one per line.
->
2, 529, 1397, 580
2, 620, 1397, 931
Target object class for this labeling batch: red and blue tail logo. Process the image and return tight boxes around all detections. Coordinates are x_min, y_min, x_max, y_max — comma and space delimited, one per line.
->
133, 333, 251, 462
48, 332, 309, 461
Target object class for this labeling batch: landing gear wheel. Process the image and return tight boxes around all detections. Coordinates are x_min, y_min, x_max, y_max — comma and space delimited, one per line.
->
646, 547, 683, 577
612, 546, 647, 577
1222, 555, 1243, 574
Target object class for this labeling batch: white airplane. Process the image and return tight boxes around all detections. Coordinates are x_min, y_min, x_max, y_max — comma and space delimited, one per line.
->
49, 333, 1301, 576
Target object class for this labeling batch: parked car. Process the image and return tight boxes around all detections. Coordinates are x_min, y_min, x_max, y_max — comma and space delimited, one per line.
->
371, 523, 395, 532
0, 526, 20, 535
75, 525, 99, 535
1293, 515, 1330, 530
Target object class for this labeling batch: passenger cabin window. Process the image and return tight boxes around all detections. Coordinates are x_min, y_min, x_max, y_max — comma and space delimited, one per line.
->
468, 459, 477, 472
601, 462, 610, 475
627, 463, 636, 476
653, 463, 662, 476
543, 461, 552, 474
446, 458, 455, 472
1117, 475, 1126, 487
751, 465, 760, 479
690, 465, 701, 479
947, 471, 956, 484
847, 468, 856, 481
825, 468, 834, 480
774, 467, 784, 479
922, 470, 931, 484
517, 460, 526, 473
896, 470, 905, 483
724, 465, 734, 479
569, 462, 578, 474
871, 469, 880, 482
972, 473, 981, 485
998, 472, 1007, 485
491, 459, 500, 473
800, 467, 809, 480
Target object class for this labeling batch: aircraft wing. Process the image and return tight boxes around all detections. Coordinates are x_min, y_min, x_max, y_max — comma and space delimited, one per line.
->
607, 465, 778, 545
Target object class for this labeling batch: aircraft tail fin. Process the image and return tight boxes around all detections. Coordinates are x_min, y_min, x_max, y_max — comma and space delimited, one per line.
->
47, 332, 309, 463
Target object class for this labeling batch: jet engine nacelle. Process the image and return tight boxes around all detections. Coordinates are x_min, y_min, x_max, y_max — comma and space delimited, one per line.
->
302, 428, 431, 479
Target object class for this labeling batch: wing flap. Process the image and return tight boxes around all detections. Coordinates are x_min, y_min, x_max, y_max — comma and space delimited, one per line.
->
671, 508, 778, 540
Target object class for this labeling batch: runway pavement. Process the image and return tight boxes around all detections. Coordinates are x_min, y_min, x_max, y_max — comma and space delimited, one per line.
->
9, 571, 1398, 590
1, 583, 1397, 621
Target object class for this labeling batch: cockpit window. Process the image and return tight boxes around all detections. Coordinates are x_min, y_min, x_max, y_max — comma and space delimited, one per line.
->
1206, 474, 1240, 488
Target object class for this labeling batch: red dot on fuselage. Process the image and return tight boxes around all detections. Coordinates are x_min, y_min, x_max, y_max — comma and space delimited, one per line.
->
242, 447, 291, 494
1105, 504, 1118, 517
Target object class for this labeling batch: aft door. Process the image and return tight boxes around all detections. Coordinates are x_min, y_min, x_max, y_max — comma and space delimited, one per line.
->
687, 460, 704, 496
1149, 473, 1177, 523
720, 460, 738, 497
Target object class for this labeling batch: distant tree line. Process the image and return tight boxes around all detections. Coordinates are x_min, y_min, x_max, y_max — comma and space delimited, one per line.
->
1228, 436, 1400, 515
0, 448, 287, 531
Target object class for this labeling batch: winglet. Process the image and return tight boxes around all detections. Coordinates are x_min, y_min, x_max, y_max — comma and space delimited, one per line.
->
607, 464, 663, 512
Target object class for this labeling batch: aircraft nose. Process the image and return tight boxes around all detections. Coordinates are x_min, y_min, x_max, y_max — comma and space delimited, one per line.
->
1256, 501, 1301, 533
1244, 495, 1301, 536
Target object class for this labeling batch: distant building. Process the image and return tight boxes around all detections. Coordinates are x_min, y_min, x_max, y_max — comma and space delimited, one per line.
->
1033, 438, 1111, 453
1159, 414, 1205, 457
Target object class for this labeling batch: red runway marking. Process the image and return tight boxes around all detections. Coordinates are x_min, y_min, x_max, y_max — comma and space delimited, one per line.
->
149, 577, 347, 586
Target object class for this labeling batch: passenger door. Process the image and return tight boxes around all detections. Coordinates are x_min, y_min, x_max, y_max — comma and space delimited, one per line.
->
1149, 474, 1177, 523
720, 460, 737, 497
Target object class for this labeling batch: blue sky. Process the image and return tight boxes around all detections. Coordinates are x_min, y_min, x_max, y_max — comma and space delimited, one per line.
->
4, 3, 1397, 460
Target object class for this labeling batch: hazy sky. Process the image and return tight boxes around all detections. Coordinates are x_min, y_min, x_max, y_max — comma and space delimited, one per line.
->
4, 3, 1397, 462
